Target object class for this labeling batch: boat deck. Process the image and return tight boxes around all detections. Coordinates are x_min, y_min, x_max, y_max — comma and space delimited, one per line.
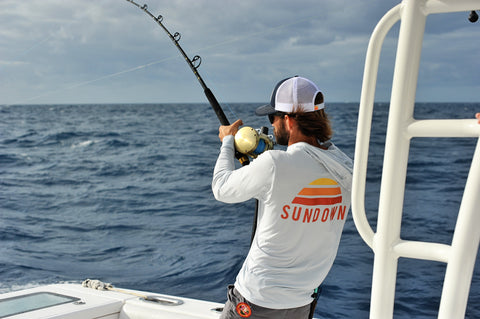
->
0, 284, 224, 319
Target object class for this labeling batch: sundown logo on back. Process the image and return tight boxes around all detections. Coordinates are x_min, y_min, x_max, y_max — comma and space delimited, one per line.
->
282, 178, 347, 223
292, 178, 342, 206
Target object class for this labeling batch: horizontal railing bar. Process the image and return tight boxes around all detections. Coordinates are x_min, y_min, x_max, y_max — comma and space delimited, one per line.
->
407, 119, 480, 138
426, 0, 480, 15
393, 240, 451, 263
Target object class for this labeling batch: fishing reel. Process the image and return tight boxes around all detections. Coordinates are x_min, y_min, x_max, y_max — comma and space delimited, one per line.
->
234, 126, 274, 159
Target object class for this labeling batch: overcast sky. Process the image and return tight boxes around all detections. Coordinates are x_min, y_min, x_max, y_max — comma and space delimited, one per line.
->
0, 0, 479, 105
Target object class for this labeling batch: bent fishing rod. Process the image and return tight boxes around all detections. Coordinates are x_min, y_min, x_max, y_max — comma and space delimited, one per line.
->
125, 0, 254, 165
126, 0, 275, 245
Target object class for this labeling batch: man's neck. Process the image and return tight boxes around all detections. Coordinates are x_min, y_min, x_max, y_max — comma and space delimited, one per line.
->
285, 117, 328, 150
288, 135, 328, 150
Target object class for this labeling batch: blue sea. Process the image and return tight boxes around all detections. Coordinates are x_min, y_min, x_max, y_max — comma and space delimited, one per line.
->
0, 102, 478, 318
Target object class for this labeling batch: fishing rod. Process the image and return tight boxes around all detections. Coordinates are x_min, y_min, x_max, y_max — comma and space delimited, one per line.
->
125, 0, 276, 166
125, 0, 274, 246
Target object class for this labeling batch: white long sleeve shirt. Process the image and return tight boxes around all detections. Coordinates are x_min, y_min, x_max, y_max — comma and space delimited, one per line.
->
212, 135, 353, 309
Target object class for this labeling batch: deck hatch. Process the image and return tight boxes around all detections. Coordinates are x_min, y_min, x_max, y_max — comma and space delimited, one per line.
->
0, 292, 80, 318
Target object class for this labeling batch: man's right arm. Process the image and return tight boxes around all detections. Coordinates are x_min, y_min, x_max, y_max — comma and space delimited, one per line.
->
212, 138, 275, 204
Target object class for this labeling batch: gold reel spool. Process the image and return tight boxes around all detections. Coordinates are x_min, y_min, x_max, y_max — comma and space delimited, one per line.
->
234, 126, 274, 158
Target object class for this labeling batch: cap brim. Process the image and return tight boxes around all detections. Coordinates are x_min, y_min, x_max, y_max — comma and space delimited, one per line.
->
255, 104, 276, 116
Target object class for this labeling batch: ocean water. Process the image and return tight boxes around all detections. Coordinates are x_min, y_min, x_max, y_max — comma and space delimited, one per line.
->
0, 102, 478, 318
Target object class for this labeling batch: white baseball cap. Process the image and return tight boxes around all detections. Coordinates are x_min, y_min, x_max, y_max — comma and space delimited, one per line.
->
255, 76, 325, 116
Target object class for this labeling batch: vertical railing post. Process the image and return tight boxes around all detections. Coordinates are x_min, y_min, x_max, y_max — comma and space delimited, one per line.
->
438, 139, 480, 319
369, 0, 427, 317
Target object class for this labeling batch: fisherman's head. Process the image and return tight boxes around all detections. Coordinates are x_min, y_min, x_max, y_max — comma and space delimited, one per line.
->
255, 76, 332, 145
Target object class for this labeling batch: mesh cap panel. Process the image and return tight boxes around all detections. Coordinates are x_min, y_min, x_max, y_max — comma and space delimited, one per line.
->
274, 77, 323, 112
255, 76, 325, 116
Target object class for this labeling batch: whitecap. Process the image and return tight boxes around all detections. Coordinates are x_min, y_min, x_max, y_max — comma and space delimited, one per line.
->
71, 140, 95, 148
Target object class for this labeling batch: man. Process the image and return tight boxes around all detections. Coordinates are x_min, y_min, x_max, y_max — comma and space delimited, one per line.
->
212, 76, 353, 319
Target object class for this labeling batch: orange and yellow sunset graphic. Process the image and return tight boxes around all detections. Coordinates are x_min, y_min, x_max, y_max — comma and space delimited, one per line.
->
292, 178, 342, 206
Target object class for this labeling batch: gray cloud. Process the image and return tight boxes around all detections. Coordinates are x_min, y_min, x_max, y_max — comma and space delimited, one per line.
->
0, 0, 478, 105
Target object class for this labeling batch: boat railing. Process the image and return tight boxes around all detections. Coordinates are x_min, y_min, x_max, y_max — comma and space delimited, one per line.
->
351, 0, 480, 318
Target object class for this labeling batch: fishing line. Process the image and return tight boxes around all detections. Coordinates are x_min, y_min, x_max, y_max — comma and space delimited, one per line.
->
65, 58, 175, 90
18, 57, 178, 104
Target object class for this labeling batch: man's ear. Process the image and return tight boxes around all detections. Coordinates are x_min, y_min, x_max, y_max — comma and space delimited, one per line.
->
284, 115, 295, 131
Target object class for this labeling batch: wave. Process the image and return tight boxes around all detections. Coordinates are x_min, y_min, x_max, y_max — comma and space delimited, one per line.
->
1, 103, 479, 318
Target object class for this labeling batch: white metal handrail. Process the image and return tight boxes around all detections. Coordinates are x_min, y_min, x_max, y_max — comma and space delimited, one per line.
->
351, 4, 401, 249
351, 0, 480, 318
